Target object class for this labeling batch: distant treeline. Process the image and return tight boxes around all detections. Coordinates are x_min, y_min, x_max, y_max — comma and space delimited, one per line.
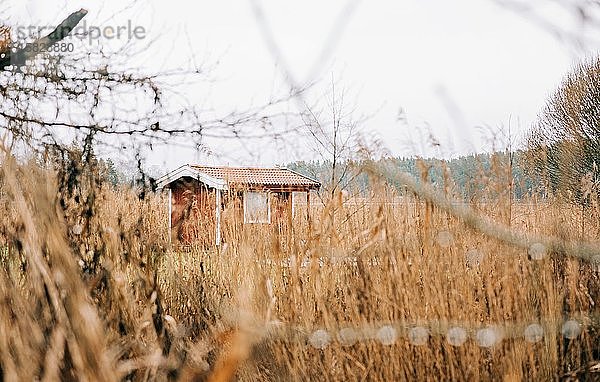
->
288, 151, 543, 200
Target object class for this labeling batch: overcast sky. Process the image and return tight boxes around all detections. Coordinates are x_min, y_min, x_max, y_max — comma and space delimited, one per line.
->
5, 0, 597, 171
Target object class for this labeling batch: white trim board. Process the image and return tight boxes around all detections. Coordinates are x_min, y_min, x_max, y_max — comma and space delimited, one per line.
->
156, 165, 228, 191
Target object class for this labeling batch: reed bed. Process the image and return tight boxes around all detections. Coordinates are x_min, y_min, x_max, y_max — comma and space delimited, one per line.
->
0, 158, 599, 381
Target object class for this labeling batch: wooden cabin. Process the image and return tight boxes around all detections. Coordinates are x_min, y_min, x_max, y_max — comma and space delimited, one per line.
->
157, 165, 321, 245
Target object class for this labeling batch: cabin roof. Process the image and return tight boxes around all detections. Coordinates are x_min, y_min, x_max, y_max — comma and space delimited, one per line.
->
190, 165, 320, 188
157, 164, 320, 191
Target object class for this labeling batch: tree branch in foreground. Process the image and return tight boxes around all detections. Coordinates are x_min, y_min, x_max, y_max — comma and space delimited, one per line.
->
0, 8, 88, 70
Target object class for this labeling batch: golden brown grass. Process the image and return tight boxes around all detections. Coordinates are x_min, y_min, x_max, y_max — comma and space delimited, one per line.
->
159, 190, 600, 381
0, 156, 599, 381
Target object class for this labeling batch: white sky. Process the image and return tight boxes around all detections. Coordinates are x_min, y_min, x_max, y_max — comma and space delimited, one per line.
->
4, 0, 597, 171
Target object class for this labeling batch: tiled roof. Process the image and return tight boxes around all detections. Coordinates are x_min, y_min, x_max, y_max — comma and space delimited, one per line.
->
190, 165, 320, 188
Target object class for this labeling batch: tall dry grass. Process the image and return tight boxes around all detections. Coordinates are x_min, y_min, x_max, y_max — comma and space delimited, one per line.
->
160, 189, 600, 381
0, 154, 599, 381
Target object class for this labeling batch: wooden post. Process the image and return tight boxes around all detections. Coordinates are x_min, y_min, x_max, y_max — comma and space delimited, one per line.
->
306, 190, 311, 222
168, 188, 172, 244
215, 188, 222, 246
287, 192, 294, 243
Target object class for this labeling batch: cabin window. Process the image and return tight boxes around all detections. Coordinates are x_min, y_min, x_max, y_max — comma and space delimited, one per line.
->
243, 191, 270, 223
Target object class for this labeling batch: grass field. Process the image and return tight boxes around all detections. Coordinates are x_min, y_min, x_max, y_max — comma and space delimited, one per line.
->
0, 160, 599, 381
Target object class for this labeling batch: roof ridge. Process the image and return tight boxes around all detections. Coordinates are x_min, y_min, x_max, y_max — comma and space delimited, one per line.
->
191, 164, 285, 170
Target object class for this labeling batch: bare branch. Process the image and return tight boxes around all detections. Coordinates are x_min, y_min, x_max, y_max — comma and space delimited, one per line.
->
0, 9, 88, 70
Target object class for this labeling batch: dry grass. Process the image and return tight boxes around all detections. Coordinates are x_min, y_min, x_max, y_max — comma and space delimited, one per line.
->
0, 156, 599, 381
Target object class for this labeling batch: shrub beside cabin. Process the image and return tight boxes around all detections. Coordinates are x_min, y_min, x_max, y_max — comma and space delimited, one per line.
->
157, 165, 321, 245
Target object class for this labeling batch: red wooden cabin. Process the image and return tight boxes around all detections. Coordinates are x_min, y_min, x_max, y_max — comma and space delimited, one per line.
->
157, 165, 320, 245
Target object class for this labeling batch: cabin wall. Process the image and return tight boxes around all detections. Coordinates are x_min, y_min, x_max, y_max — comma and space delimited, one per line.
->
220, 191, 244, 242
169, 179, 311, 246
271, 191, 292, 223
170, 177, 216, 245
